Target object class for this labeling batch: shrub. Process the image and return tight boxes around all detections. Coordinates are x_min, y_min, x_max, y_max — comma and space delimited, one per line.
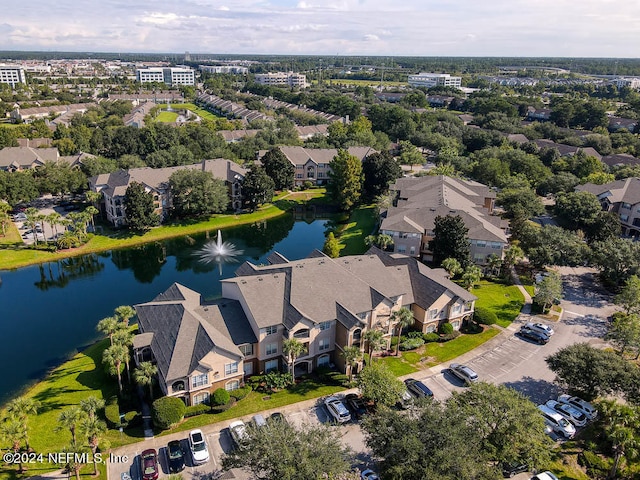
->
461, 321, 483, 334
423, 332, 440, 343
212, 388, 230, 406
406, 331, 424, 339
302, 180, 314, 190
246, 375, 264, 389
439, 322, 454, 334
104, 397, 121, 428
474, 307, 498, 325
264, 371, 294, 391
399, 338, 425, 351
439, 331, 461, 342
152, 396, 186, 430
231, 386, 252, 401
184, 404, 211, 418
390, 336, 400, 348
579, 450, 611, 477
325, 372, 349, 386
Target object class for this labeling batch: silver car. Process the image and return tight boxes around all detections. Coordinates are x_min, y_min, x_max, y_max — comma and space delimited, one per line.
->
449, 363, 479, 385
525, 322, 554, 336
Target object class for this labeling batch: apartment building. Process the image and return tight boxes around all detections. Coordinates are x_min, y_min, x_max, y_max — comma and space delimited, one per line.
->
408, 73, 462, 89
254, 72, 307, 88
380, 176, 509, 265
0, 65, 27, 87
136, 67, 195, 86
132, 247, 476, 405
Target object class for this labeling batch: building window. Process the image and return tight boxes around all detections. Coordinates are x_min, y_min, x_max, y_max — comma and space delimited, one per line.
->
491, 242, 502, 249
265, 359, 279, 373
225, 380, 240, 391
317, 354, 330, 368
319, 321, 332, 331
225, 362, 239, 376
191, 373, 208, 388
409, 246, 416, 255
193, 392, 210, 405
451, 320, 461, 330
622, 203, 631, 210
621, 214, 629, 222
476, 240, 487, 248
452, 304, 462, 315
243, 362, 253, 376
239, 344, 254, 357
425, 323, 437, 333
352, 328, 362, 346
293, 328, 310, 338
318, 338, 330, 351
261, 325, 278, 336
473, 253, 486, 262
172, 381, 185, 392
266, 343, 278, 356
397, 245, 406, 253
428, 308, 438, 319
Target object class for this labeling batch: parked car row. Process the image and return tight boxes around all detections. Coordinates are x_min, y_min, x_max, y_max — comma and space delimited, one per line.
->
517, 322, 555, 345
538, 394, 598, 439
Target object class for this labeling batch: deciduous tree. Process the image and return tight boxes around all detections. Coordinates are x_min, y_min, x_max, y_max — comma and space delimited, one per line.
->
242, 166, 275, 211
356, 362, 405, 407
123, 182, 160, 231
327, 149, 363, 212
261, 148, 295, 190
429, 215, 470, 268
169, 169, 229, 217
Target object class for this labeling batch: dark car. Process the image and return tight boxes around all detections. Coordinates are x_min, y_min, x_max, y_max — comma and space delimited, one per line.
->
269, 411, 287, 424
167, 440, 185, 473
140, 449, 159, 480
404, 378, 434, 398
345, 393, 368, 419
517, 327, 550, 345
501, 460, 529, 478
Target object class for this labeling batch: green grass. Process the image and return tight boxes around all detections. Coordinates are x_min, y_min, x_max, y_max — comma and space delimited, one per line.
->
473, 280, 525, 328
379, 356, 420, 376
0, 339, 116, 480
314, 79, 407, 87
0, 191, 324, 271
157, 103, 223, 122
0, 221, 22, 246
155, 111, 179, 122
336, 205, 377, 256
421, 327, 500, 366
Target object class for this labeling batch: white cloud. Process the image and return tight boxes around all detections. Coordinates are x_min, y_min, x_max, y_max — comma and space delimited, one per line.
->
363, 34, 380, 41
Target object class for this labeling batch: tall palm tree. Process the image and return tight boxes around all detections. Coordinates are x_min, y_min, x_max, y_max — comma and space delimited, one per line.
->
376, 234, 394, 251
113, 328, 134, 382
363, 329, 385, 363
5, 396, 40, 449
341, 346, 362, 381
97, 316, 123, 345
56, 407, 85, 448
46, 211, 62, 239
24, 207, 40, 246
81, 415, 107, 475
597, 399, 640, 480
282, 338, 306, 376
79, 396, 105, 420
114, 305, 136, 326
84, 206, 99, 233
102, 343, 129, 393
391, 307, 415, 356
134, 361, 158, 400
0, 202, 10, 237
486, 254, 503, 278
0, 418, 27, 472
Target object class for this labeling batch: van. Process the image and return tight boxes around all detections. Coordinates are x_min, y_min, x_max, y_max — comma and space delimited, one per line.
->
538, 404, 576, 438
252, 414, 267, 428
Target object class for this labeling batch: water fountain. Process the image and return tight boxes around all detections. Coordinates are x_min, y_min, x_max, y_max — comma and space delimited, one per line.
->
195, 230, 244, 273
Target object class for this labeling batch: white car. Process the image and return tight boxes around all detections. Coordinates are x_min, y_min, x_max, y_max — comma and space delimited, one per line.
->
545, 399, 588, 427
538, 404, 576, 439
188, 429, 209, 464
229, 420, 249, 447
557, 394, 598, 420
524, 322, 554, 336
531, 472, 559, 480
324, 396, 351, 423
361, 469, 380, 480
449, 363, 479, 385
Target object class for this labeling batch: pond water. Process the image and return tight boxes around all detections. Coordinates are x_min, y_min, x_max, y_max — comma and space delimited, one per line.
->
0, 214, 329, 405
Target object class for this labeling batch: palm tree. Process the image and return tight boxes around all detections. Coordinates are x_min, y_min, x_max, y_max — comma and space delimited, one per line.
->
503, 244, 524, 269
46, 211, 62, 240
441, 257, 463, 278
56, 407, 85, 448
364, 235, 378, 248
597, 399, 640, 480
24, 207, 40, 246
81, 415, 107, 475
114, 305, 136, 326
113, 328, 134, 382
341, 346, 362, 381
134, 361, 158, 400
84, 206, 99, 233
0, 202, 10, 237
79, 396, 105, 420
391, 307, 415, 356
364, 329, 385, 362
486, 254, 503, 278
0, 418, 27, 472
282, 338, 307, 376
96, 316, 123, 345
376, 234, 394, 251
102, 343, 129, 393
5, 396, 40, 450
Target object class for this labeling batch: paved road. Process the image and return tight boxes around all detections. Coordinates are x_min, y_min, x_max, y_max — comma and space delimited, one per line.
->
106, 267, 616, 480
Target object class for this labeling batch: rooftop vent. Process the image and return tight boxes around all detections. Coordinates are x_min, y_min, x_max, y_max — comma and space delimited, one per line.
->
258, 278, 263, 281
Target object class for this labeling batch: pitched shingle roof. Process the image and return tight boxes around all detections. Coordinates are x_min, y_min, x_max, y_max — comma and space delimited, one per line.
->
576, 177, 640, 205
0, 146, 60, 170
274, 146, 376, 167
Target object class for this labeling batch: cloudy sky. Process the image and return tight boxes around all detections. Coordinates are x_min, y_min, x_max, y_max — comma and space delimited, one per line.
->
1, 0, 639, 57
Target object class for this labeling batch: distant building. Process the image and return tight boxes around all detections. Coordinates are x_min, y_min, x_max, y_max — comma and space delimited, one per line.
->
200, 65, 248, 75
526, 107, 552, 121
614, 77, 640, 90
136, 67, 195, 86
0, 65, 27, 87
254, 72, 307, 88
408, 73, 461, 89
0, 146, 91, 172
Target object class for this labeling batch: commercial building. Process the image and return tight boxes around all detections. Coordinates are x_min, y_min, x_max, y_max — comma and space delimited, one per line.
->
408, 73, 462, 89
136, 67, 195, 86
0, 65, 27, 87
200, 65, 249, 74
254, 72, 307, 88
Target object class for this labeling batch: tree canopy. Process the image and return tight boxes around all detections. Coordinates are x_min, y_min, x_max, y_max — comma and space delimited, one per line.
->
123, 182, 159, 230
243, 166, 275, 211
429, 215, 471, 268
261, 148, 295, 191
169, 169, 229, 217
327, 149, 363, 212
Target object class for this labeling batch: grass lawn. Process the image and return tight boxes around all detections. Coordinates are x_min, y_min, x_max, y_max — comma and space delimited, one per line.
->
155, 111, 179, 122
0, 191, 323, 271
421, 327, 500, 366
157, 103, 223, 122
0, 340, 116, 480
314, 79, 407, 87
0, 221, 22, 246
336, 205, 377, 256
473, 280, 525, 328
379, 356, 420, 376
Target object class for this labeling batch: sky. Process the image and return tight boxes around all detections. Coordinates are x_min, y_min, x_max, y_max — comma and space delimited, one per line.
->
1, 0, 639, 57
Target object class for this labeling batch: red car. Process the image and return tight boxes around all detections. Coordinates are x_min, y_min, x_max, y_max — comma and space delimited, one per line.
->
140, 449, 159, 480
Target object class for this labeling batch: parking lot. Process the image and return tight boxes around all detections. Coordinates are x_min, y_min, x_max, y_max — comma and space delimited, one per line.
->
11, 196, 85, 244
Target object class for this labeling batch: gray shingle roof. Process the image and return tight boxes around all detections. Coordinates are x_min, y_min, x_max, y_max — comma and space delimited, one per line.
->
0, 146, 60, 170
576, 177, 640, 205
